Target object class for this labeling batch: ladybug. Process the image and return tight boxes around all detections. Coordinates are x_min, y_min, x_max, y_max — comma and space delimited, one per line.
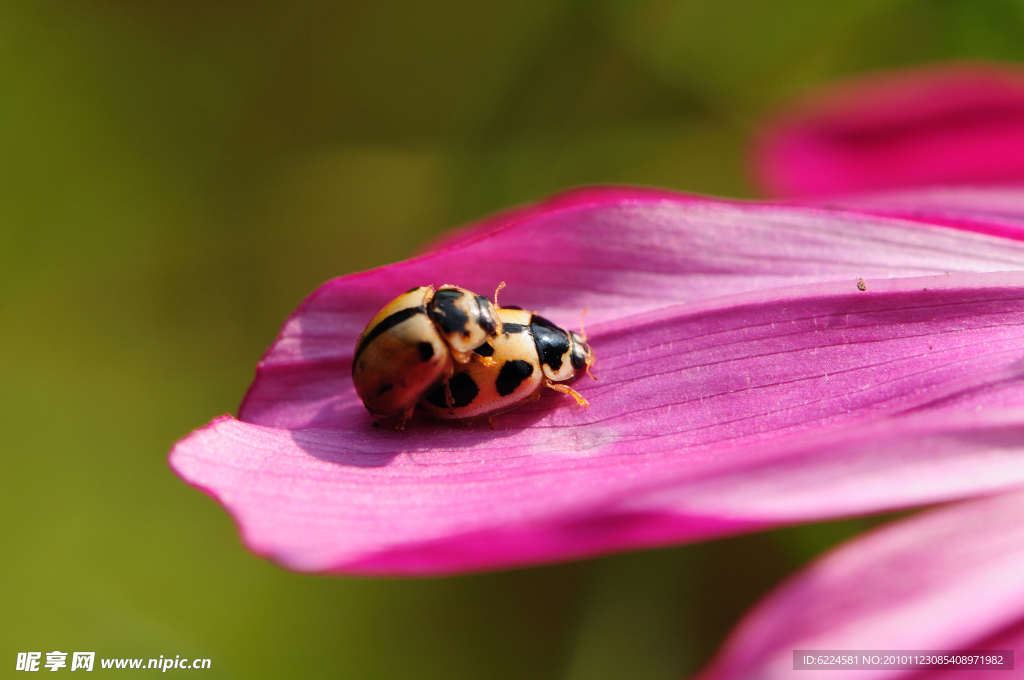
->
353, 285, 595, 427
418, 305, 595, 424
352, 285, 501, 426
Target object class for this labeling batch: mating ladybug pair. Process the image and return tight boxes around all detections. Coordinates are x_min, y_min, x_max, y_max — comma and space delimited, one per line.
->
352, 284, 594, 428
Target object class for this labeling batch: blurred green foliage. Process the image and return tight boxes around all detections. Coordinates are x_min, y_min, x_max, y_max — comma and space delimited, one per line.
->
2, 1, 1022, 677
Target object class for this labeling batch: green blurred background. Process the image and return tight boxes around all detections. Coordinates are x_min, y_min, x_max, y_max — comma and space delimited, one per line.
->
4, 1, 1024, 677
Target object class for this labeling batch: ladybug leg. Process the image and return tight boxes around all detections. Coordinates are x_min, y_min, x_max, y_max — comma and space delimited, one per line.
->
488, 416, 499, 429
545, 380, 590, 407
450, 348, 474, 364
443, 380, 455, 409
473, 354, 498, 368
395, 406, 415, 430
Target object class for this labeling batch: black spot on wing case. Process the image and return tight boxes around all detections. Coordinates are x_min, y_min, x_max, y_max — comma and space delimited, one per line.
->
424, 373, 479, 408
495, 360, 533, 396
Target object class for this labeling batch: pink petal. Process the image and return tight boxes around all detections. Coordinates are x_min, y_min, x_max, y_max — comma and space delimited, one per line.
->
171, 269, 1024, 574
696, 490, 1024, 680
239, 191, 1024, 430
754, 62, 1024, 198
808, 185, 1024, 242
421, 186, 711, 254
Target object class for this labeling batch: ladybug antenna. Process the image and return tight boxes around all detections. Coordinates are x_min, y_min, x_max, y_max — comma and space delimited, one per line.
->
493, 281, 506, 309
578, 307, 597, 381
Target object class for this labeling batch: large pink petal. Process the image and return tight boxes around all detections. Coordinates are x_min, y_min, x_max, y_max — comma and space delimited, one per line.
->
810, 185, 1024, 242
696, 490, 1024, 680
171, 271, 1024, 574
239, 191, 1024, 430
754, 62, 1024, 198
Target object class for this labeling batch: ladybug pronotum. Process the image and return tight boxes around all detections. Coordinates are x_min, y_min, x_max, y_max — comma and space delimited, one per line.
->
352, 285, 594, 427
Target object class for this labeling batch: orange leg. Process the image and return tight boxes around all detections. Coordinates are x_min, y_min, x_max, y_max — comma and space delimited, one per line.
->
395, 406, 415, 430
473, 353, 497, 368
545, 380, 590, 407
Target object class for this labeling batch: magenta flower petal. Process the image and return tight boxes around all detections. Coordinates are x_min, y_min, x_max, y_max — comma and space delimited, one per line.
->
754, 62, 1024, 198
170, 193, 1024, 576
696, 490, 1024, 680
238, 191, 1024, 430
809, 185, 1024, 242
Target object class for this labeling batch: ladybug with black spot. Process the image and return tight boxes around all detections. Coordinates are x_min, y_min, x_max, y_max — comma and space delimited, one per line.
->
352, 284, 594, 427
418, 305, 594, 423
352, 285, 501, 427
